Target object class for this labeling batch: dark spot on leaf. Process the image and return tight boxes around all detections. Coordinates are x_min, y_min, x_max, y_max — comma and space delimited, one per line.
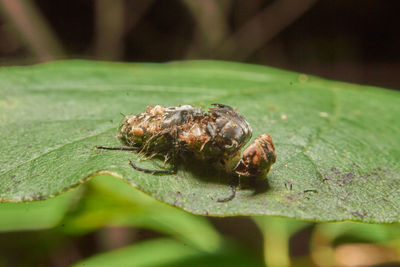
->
344, 172, 355, 179
10, 175, 16, 179
285, 195, 296, 201
323, 175, 332, 182
304, 189, 318, 194
352, 163, 360, 168
330, 167, 341, 175
352, 211, 365, 218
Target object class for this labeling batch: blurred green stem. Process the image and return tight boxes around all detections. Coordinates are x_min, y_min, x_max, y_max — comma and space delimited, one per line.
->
0, 0, 64, 61
258, 218, 290, 267
254, 217, 310, 267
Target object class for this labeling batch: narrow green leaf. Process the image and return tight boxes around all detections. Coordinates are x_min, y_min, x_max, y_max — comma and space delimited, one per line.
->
315, 222, 400, 243
62, 175, 223, 252
72, 238, 199, 267
0, 60, 399, 222
0, 189, 76, 231
72, 238, 264, 267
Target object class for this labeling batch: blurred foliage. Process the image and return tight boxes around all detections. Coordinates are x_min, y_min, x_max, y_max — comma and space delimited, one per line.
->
1, 176, 399, 266
311, 222, 400, 266
0, 189, 77, 231
254, 217, 310, 267
73, 238, 265, 267
62, 175, 223, 253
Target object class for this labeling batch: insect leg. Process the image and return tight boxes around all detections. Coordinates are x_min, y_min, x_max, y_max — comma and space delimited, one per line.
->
165, 128, 180, 173
217, 184, 237, 202
129, 160, 176, 175
217, 173, 241, 202
95, 146, 139, 151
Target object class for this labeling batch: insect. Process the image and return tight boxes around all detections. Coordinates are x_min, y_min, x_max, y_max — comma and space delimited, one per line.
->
96, 104, 276, 202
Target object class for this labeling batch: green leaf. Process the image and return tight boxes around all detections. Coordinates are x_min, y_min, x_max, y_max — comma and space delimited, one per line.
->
62, 175, 223, 252
0, 189, 77, 231
315, 222, 400, 244
0, 60, 399, 222
72, 238, 264, 267
72, 238, 198, 267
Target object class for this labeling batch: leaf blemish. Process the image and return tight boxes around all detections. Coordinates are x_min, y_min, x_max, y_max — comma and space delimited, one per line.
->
285, 195, 296, 202
344, 172, 355, 179
304, 189, 318, 194
352, 211, 366, 218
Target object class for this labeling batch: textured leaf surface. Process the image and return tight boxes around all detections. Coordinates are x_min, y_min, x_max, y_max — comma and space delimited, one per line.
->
0, 60, 399, 222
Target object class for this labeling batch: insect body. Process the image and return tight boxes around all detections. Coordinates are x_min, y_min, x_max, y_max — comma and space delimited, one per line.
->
118, 104, 252, 172
234, 134, 276, 177
96, 104, 276, 201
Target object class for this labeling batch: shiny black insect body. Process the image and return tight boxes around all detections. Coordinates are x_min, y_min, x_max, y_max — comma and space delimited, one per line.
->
96, 104, 276, 202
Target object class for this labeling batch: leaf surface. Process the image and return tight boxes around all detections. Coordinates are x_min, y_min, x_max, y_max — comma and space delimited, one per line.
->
0, 60, 399, 222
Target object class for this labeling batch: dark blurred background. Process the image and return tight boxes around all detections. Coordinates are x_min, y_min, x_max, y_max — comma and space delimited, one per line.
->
0, 0, 399, 89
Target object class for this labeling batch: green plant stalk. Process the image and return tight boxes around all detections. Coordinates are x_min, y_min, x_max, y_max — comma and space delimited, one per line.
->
254, 217, 310, 266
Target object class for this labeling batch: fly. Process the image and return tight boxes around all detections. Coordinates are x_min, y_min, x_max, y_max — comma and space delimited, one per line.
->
96, 104, 276, 202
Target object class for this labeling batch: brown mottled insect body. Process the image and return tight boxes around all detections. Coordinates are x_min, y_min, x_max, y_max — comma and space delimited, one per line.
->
96, 104, 276, 202
234, 134, 276, 177
119, 104, 253, 172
